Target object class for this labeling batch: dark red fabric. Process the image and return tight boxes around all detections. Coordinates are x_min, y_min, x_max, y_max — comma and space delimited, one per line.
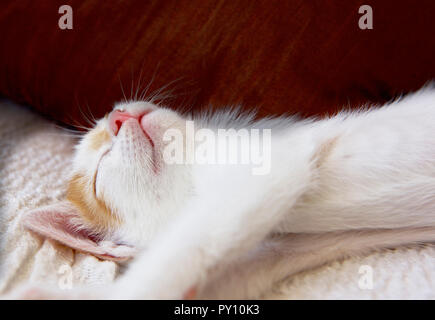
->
0, 0, 434, 127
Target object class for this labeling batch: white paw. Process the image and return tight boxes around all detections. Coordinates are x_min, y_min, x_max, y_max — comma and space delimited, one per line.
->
108, 274, 198, 300
1, 284, 106, 300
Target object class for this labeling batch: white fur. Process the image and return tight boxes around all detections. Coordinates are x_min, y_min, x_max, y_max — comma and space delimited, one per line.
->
12, 86, 435, 299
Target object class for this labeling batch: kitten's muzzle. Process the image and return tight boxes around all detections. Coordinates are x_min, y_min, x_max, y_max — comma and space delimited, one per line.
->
109, 109, 151, 136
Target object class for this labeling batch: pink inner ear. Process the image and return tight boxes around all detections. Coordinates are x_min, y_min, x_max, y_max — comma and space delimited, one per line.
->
22, 202, 136, 262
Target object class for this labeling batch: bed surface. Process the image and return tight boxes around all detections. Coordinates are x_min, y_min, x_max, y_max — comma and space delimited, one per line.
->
1, 100, 434, 299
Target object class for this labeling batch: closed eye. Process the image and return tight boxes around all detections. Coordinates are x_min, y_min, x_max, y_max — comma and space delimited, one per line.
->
93, 148, 111, 198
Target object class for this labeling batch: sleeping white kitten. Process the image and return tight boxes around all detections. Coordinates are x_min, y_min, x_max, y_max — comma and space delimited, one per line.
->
6, 86, 435, 299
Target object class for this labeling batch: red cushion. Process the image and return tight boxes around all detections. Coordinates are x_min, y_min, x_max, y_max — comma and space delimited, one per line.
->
0, 0, 434, 127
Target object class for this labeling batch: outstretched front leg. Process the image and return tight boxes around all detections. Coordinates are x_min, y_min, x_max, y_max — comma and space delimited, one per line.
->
110, 135, 316, 299
110, 89, 435, 299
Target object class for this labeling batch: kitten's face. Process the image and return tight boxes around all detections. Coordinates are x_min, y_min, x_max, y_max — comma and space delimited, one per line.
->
68, 101, 192, 246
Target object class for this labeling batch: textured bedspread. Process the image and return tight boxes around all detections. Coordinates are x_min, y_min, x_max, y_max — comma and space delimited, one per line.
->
0, 100, 434, 299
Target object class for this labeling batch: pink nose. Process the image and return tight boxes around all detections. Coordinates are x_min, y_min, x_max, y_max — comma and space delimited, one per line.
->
109, 109, 149, 135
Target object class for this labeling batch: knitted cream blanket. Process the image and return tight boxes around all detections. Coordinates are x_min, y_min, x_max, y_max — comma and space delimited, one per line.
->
0, 100, 434, 299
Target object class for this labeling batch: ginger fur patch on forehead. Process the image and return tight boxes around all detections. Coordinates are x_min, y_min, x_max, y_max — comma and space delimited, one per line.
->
67, 173, 121, 231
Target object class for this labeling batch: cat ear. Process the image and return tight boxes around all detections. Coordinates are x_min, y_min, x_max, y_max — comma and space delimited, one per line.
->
22, 202, 136, 262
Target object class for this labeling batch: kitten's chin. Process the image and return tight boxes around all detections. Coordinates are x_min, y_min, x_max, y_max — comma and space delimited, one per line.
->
139, 123, 155, 149
113, 119, 159, 173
